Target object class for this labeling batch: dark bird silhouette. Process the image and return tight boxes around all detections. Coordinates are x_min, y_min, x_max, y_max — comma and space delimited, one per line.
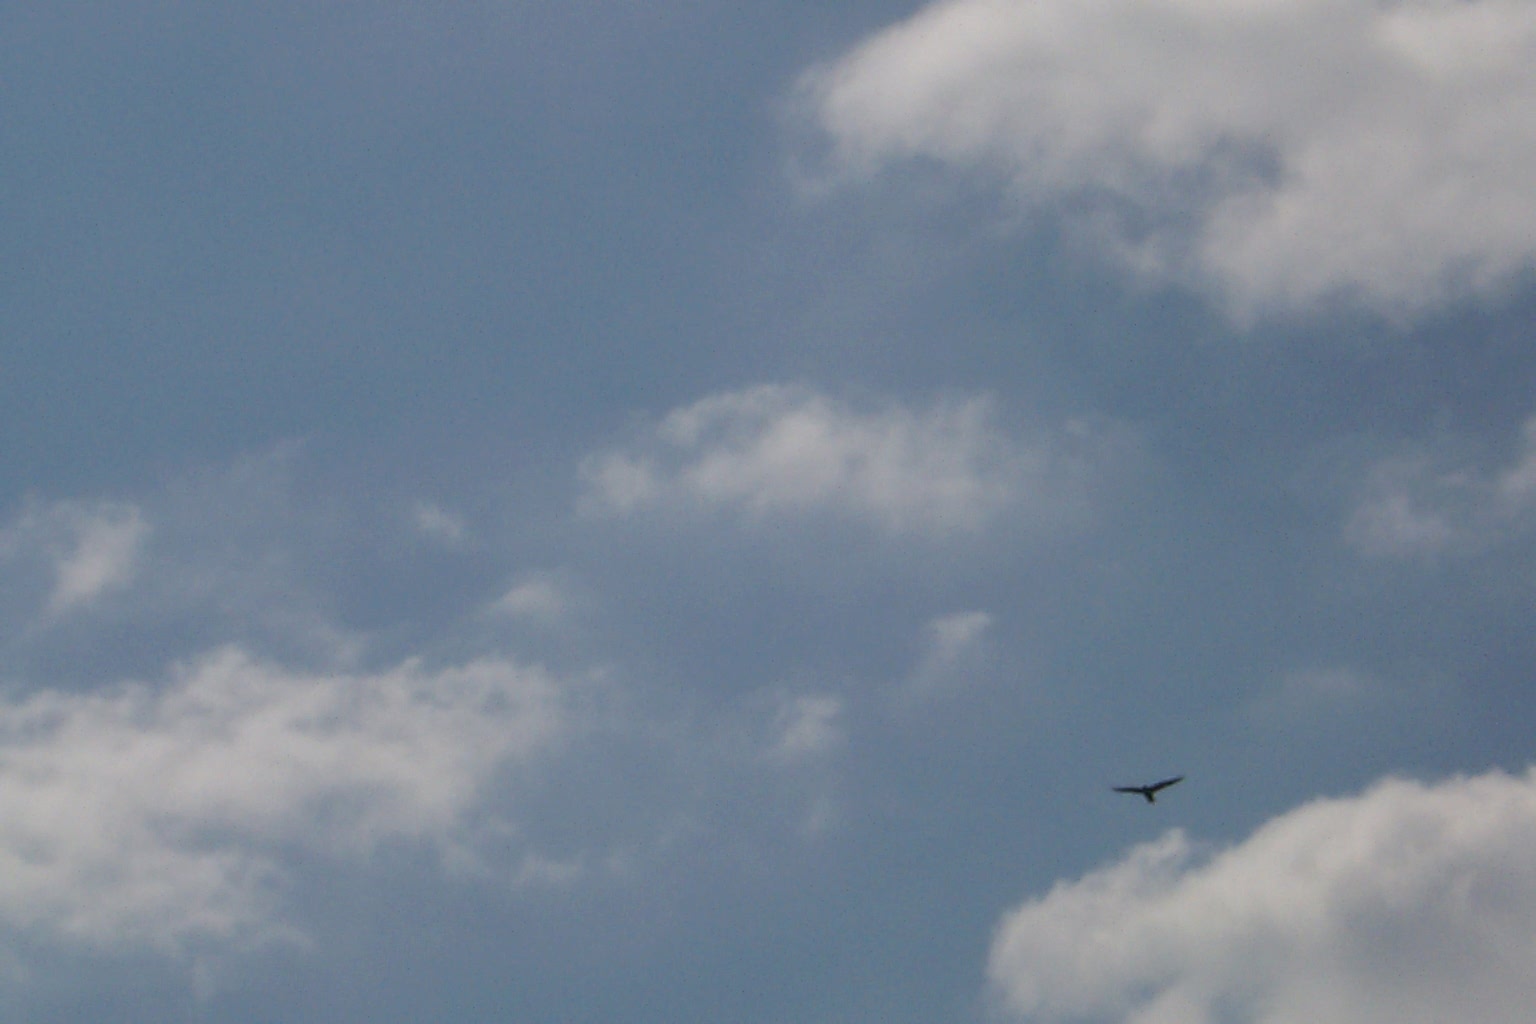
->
1113, 775, 1184, 803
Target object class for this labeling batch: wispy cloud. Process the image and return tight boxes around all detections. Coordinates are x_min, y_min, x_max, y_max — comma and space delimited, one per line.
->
412, 502, 469, 546
899, 609, 994, 706
1345, 417, 1536, 558
0, 648, 574, 954
1245, 665, 1377, 721
989, 769, 1536, 1023
579, 385, 1119, 537
490, 570, 572, 625
48, 505, 148, 614
805, 0, 1536, 318
768, 692, 844, 764
0, 501, 150, 619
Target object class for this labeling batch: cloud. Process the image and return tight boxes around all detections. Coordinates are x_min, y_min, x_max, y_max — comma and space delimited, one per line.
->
490, 571, 572, 624
0, 501, 150, 618
412, 502, 469, 546
47, 506, 148, 614
737, 690, 847, 838
1245, 665, 1376, 720
1345, 417, 1536, 558
0, 647, 573, 954
900, 609, 994, 705
923, 609, 993, 663
989, 768, 1536, 1023
768, 693, 844, 764
579, 385, 1116, 536
805, 0, 1536, 317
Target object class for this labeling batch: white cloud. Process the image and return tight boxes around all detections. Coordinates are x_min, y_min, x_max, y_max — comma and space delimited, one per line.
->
744, 690, 847, 838
412, 501, 469, 546
0, 647, 572, 954
580, 385, 1116, 536
806, 0, 1536, 317
925, 609, 993, 658
0, 500, 150, 617
1345, 417, 1536, 558
490, 571, 571, 624
901, 609, 995, 704
769, 693, 844, 764
48, 505, 148, 614
1245, 665, 1375, 721
1495, 418, 1536, 508
988, 768, 1536, 1023
1345, 461, 1464, 557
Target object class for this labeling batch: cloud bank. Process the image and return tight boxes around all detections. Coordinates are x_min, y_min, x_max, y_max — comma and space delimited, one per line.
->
807, 0, 1536, 317
989, 768, 1536, 1023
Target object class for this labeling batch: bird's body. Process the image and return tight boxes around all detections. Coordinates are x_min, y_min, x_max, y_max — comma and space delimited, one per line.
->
1113, 775, 1184, 803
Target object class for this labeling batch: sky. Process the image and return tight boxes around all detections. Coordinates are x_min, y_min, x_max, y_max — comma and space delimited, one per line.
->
4, 1, 1536, 1020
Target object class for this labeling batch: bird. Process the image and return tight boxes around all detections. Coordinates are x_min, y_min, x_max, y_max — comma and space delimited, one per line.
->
1113, 775, 1184, 803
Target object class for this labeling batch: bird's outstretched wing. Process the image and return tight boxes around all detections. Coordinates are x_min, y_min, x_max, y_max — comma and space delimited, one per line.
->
1112, 777, 1185, 801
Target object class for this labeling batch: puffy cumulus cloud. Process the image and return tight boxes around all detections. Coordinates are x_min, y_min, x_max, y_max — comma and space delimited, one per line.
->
805, 0, 1536, 318
579, 385, 1118, 536
1345, 417, 1536, 558
0, 500, 149, 618
0, 647, 573, 954
988, 768, 1536, 1024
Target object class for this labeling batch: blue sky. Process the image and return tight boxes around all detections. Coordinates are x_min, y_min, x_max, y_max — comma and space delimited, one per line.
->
6, 1, 1536, 1021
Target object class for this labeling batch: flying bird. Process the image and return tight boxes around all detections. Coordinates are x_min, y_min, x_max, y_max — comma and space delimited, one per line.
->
1113, 775, 1184, 803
